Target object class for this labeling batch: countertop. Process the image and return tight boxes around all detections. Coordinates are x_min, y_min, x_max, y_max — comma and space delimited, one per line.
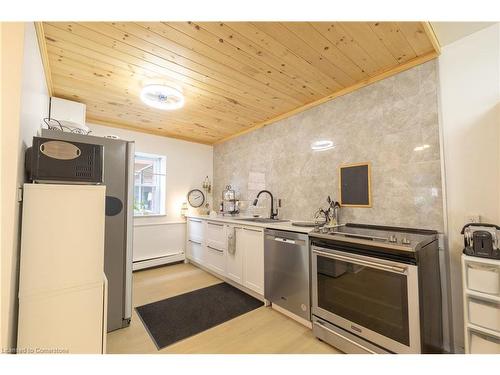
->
186, 214, 315, 234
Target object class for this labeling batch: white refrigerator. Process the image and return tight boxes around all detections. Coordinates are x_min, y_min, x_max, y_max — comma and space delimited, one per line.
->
17, 184, 107, 354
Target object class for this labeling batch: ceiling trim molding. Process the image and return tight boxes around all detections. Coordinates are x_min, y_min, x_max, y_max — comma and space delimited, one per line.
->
214, 50, 439, 145
421, 22, 441, 55
34, 22, 53, 96
86, 117, 214, 146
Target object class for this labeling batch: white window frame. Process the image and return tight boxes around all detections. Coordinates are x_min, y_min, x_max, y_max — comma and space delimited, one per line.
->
133, 152, 166, 217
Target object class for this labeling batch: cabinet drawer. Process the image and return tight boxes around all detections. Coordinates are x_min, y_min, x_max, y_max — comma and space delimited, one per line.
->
206, 245, 225, 275
466, 263, 500, 296
469, 330, 500, 354
187, 239, 204, 264
188, 219, 204, 243
468, 298, 500, 332
206, 221, 226, 251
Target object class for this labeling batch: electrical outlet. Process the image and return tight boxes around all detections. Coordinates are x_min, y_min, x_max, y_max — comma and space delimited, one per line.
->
17, 186, 23, 202
466, 214, 481, 224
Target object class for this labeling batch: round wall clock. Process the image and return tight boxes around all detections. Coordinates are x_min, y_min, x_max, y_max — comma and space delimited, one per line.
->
187, 189, 205, 208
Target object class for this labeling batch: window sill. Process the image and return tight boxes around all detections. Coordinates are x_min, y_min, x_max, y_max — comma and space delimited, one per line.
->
134, 214, 167, 218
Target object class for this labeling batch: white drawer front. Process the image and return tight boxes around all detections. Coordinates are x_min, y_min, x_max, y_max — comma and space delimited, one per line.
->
206, 245, 225, 275
467, 263, 500, 296
188, 219, 204, 243
187, 239, 204, 264
470, 331, 500, 354
206, 221, 227, 251
468, 298, 500, 332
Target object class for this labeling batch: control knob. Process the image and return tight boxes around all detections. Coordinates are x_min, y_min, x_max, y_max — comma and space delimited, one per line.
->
388, 235, 397, 243
401, 237, 411, 245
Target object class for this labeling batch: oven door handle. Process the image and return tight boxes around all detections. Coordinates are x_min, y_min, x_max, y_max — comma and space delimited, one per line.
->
312, 249, 407, 274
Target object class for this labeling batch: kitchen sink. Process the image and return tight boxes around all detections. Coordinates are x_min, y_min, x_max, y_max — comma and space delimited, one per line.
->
233, 217, 290, 223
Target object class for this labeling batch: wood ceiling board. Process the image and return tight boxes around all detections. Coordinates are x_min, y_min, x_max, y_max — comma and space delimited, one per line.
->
397, 22, 435, 56
180, 21, 337, 97
48, 62, 258, 128
87, 22, 306, 105
40, 21, 439, 145
46, 42, 272, 121
369, 22, 417, 63
216, 22, 344, 93
55, 89, 231, 136
309, 23, 382, 76
163, 22, 330, 99
282, 22, 368, 81
44, 23, 287, 114
251, 22, 356, 88
51, 77, 247, 136
335, 22, 399, 71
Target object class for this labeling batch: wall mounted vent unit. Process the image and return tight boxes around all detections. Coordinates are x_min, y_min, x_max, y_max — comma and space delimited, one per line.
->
48, 97, 89, 133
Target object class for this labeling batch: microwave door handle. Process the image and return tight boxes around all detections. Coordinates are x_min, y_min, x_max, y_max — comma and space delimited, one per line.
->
312, 249, 407, 274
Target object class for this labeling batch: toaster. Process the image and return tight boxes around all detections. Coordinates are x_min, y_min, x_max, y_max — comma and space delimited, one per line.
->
461, 223, 500, 260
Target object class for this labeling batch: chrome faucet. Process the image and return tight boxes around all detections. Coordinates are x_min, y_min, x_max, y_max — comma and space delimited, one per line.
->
253, 190, 278, 219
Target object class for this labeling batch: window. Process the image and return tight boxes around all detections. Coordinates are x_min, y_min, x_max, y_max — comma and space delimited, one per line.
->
134, 152, 166, 216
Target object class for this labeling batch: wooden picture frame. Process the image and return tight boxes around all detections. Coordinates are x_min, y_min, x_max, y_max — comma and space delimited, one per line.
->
339, 162, 372, 207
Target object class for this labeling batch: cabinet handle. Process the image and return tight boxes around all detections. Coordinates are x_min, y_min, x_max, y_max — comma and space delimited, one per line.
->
207, 245, 223, 253
208, 222, 223, 227
244, 228, 262, 233
189, 219, 202, 223
189, 239, 202, 245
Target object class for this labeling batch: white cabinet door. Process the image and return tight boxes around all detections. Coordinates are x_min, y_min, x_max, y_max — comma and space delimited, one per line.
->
226, 226, 244, 284
243, 227, 265, 295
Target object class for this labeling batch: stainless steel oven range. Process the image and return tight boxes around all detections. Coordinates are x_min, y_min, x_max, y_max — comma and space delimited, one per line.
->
310, 223, 443, 354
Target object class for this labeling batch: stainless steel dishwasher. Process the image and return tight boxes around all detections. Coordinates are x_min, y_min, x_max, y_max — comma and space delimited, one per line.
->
264, 229, 310, 320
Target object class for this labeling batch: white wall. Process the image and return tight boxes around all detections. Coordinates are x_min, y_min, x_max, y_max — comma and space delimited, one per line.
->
86, 123, 213, 264
19, 23, 50, 162
438, 23, 500, 352
1, 22, 49, 351
0, 21, 22, 352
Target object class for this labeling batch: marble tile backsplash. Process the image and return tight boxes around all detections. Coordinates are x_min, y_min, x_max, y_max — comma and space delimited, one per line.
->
214, 61, 444, 232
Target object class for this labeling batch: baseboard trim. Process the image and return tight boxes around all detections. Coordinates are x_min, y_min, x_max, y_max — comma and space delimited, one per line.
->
186, 258, 266, 303
133, 253, 185, 271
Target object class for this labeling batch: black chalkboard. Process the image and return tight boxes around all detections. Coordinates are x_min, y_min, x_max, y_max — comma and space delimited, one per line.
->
339, 163, 371, 207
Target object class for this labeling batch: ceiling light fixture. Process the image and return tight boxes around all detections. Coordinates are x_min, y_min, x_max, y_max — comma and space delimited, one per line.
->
311, 140, 335, 151
140, 84, 184, 110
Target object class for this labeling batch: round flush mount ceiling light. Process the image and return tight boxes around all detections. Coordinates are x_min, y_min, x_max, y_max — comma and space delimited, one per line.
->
311, 140, 335, 151
140, 84, 184, 110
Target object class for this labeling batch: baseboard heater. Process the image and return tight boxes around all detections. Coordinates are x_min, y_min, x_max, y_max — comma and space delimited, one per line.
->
133, 252, 185, 271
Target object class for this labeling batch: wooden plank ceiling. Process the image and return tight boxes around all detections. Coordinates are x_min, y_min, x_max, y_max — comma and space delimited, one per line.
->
38, 22, 440, 145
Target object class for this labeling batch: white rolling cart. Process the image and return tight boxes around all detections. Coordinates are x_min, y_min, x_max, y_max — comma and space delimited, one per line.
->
462, 254, 500, 353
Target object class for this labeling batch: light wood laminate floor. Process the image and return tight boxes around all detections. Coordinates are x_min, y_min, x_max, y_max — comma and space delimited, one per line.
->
106, 262, 340, 354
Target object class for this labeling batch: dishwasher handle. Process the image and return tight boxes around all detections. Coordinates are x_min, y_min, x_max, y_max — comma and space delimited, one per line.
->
266, 236, 306, 246
274, 237, 296, 244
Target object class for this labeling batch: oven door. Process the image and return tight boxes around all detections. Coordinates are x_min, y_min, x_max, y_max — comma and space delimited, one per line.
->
311, 245, 421, 354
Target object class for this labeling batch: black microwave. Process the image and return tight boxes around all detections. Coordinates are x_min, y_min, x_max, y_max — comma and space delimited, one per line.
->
25, 136, 103, 184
